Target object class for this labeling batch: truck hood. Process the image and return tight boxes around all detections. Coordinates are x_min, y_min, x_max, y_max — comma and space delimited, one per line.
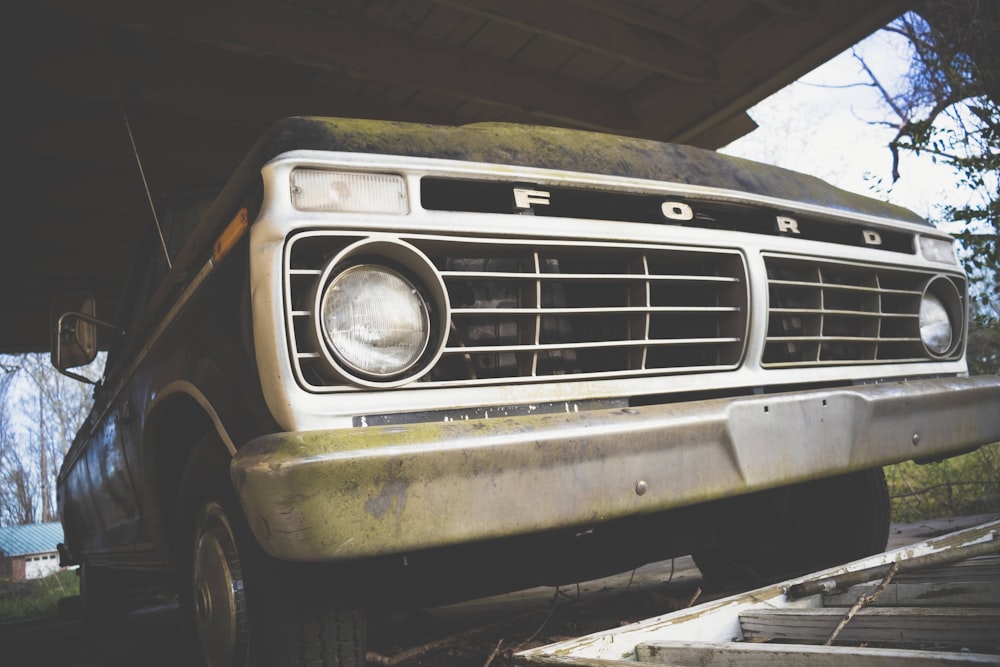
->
252, 116, 926, 225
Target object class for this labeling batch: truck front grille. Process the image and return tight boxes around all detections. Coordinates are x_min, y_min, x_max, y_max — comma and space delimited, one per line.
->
285, 233, 749, 390
763, 255, 965, 367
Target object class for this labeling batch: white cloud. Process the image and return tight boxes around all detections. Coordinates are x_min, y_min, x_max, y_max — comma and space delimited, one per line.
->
720, 20, 967, 226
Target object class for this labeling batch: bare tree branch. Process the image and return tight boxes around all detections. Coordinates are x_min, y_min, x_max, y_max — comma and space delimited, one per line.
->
854, 49, 908, 123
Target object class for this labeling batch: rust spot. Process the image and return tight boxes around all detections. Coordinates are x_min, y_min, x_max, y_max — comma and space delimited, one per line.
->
365, 478, 409, 520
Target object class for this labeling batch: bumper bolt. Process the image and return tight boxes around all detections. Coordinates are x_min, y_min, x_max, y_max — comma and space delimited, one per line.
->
635, 480, 648, 496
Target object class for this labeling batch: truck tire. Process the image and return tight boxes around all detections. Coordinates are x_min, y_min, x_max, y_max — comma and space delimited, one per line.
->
274, 607, 367, 667
177, 439, 367, 666
693, 468, 890, 584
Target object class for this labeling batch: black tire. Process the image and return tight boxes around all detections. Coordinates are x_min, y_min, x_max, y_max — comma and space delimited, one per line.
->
79, 560, 129, 630
177, 438, 367, 666
274, 607, 368, 667
693, 468, 890, 584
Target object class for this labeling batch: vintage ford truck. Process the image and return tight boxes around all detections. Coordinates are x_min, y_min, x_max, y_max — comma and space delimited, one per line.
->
52, 117, 1000, 666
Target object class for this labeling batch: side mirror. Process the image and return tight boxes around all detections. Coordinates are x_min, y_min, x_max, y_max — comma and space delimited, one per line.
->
50, 293, 114, 384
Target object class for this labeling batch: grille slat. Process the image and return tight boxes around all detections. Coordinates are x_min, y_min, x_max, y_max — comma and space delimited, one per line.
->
767, 336, 922, 343
764, 358, 928, 369
443, 338, 742, 354
439, 271, 741, 283
764, 255, 965, 367
451, 306, 741, 315
285, 232, 748, 389
768, 279, 923, 297
770, 308, 917, 319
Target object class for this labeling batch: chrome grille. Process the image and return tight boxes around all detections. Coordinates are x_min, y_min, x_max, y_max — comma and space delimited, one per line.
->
285, 232, 748, 390
763, 255, 965, 367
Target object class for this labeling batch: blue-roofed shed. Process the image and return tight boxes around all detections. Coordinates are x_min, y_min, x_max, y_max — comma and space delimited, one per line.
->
0, 522, 64, 581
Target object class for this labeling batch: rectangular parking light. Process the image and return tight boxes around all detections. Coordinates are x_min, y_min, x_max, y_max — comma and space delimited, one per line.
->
291, 169, 408, 214
919, 235, 958, 265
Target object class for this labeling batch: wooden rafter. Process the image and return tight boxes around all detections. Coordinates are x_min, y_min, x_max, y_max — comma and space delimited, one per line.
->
28, 0, 638, 133
574, 0, 713, 51
438, 0, 719, 82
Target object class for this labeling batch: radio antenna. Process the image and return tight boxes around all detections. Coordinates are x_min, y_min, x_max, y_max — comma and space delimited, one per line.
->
118, 92, 172, 270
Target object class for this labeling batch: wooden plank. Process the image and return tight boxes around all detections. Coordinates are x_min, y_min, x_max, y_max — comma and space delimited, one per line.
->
516, 656, 663, 667
895, 556, 1000, 582
574, 0, 712, 51
512, 31, 579, 72
636, 640, 1000, 666
31, 0, 637, 133
5, 12, 460, 130
411, 3, 483, 46
556, 49, 623, 87
436, 0, 718, 81
683, 112, 759, 150
519, 522, 1000, 664
825, 580, 1000, 607
788, 542, 1000, 600
740, 607, 1000, 646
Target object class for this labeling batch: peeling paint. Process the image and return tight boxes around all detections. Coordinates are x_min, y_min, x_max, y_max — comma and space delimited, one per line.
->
230, 377, 1000, 562
365, 478, 409, 520
518, 520, 1000, 663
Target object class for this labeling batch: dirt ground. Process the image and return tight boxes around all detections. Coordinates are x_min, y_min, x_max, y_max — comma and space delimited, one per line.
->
0, 514, 995, 667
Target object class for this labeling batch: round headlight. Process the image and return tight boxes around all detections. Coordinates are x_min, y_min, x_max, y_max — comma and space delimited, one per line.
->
919, 292, 952, 356
918, 276, 964, 359
320, 264, 430, 378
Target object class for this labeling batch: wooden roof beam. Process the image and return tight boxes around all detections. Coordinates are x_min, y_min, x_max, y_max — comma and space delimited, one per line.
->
438, 0, 719, 82
574, 0, 713, 52
632, 0, 911, 143
753, 0, 818, 18
30, 0, 638, 133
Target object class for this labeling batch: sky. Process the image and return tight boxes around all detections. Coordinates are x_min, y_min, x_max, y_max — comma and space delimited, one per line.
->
720, 17, 969, 233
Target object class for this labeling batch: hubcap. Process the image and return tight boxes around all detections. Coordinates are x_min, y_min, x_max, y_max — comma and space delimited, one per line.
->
193, 502, 248, 666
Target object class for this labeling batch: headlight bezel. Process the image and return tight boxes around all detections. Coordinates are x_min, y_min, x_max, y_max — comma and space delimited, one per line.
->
919, 276, 965, 360
311, 239, 449, 388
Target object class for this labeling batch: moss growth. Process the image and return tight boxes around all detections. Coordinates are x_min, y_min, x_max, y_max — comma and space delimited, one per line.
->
254, 116, 928, 225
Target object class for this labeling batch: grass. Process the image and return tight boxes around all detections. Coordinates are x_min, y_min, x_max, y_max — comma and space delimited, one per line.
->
887, 442, 1000, 524
0, 568, 78, 623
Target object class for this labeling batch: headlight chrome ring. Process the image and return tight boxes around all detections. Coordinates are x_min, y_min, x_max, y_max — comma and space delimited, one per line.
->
313, 239, 449, 387
919, 276, 964, 359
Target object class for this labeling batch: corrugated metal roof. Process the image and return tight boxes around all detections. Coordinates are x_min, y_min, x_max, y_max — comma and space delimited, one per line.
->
0, 523, 64, 558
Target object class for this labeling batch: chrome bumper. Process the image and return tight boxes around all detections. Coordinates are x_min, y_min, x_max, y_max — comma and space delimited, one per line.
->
231, 376, 1000, 562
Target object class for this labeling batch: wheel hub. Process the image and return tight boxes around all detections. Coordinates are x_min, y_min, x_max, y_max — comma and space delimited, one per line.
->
193, 503, 248, 667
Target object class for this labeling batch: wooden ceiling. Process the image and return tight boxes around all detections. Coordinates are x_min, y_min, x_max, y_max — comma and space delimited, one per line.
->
2, 0, 910, 352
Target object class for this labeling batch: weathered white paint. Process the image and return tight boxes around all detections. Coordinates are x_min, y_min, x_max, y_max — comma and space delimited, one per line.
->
24, 553, 62, 580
